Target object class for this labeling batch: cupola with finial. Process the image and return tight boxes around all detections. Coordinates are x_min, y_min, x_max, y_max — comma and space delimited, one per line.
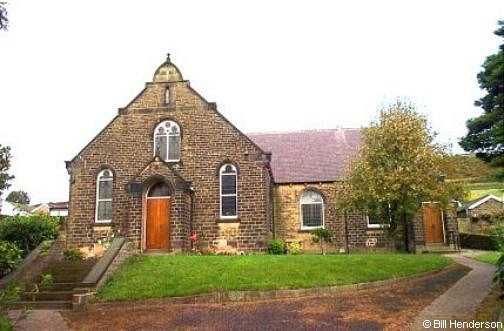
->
153, 53, 184, 83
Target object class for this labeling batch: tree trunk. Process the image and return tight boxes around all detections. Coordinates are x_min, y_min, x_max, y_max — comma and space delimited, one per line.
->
403, 211, 410, 253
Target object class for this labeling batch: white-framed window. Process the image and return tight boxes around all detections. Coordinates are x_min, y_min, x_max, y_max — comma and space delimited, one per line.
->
154, 120, 181, 162
300, 190, 324, 230
367, 215, 384, 228
219, 164, 237, 219
164, 88, 170, 105
95, 169, 113, 223
367, 203, 392, 228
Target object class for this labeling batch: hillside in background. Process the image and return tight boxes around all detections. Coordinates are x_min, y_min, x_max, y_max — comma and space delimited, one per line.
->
443, 155, 501, 181
442, 155, 503, 201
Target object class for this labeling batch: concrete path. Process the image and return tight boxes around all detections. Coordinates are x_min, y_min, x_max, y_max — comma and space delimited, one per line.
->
7, 309, 70, 331
410, 253, 496, 330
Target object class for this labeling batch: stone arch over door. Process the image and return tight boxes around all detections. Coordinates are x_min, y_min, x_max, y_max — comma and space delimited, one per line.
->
144, 181, 172, 250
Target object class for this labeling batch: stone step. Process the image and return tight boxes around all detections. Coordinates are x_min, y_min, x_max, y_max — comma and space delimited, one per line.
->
40, 282, 76, 291
22, 291, 74, 301
427, 250, 460, 254
12, 300, 72, 310
41, 276, 85, 283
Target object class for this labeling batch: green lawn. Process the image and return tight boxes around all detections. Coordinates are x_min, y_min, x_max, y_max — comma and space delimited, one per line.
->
98, 254, 452, 301
474, 251, 501, 265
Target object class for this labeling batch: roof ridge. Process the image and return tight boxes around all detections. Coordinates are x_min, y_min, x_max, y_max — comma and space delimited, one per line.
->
247, 128, 361, 135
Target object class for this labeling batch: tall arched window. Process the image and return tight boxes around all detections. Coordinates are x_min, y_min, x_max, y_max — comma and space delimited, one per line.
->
220, 164, 237, 218
300, 190, 324, 229
154, 120, 181, 162
95, 169, 113, 223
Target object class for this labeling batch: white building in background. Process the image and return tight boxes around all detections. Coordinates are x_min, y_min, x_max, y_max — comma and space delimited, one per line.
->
0, 200, 31, 217
49, 202, 69, 217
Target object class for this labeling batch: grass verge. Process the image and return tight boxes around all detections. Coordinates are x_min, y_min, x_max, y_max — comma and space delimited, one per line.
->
474, 251, 502, 265
470, 286, 504, 330
98, 254, 452, 301
0, 313, 13, 331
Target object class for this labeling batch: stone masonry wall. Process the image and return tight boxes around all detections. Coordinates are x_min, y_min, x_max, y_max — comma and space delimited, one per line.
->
67, 79, 272, 252
470, 199, 504, 219
273, 183, 393, 252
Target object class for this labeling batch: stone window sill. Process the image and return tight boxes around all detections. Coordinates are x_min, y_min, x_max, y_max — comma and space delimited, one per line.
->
93, 222, 116, 227
216, 218, 240, 223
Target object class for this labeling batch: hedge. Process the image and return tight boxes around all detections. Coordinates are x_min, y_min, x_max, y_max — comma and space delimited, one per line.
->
459, 233, 502, 251
0, 240, 22, 277
0, 215, 61, 256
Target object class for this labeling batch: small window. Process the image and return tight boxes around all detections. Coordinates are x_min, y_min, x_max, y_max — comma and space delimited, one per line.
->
367, 215, 382, 228
154, 120, 181, 162
367, 203, 392, 228
95, 169, 113, 223
220, 164, 237, 218
300, 190, 324, 229
164, 88, 170, 105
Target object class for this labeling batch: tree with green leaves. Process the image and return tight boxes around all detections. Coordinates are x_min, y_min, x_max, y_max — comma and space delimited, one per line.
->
460, 20, 504, 173
0, 144, 14, 203
6, 191, 30, 205
339, 101, 464, 252
310, 228, 332, 255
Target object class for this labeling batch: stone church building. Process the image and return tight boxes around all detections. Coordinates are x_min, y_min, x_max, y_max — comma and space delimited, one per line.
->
65, 55, 459, 254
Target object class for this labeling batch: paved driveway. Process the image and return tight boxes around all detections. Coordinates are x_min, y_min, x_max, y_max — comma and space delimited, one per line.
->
60, 264, 470, 331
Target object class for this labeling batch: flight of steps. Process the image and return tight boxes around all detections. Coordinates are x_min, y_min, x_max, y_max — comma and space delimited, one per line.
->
15, 258, 97, 310
425, 243, 460, 254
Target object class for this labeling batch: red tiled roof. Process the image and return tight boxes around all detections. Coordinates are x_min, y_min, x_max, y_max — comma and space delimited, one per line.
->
248, 128, 362, 183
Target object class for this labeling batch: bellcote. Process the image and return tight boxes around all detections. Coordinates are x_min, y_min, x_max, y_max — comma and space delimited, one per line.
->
152, 53, 184, 83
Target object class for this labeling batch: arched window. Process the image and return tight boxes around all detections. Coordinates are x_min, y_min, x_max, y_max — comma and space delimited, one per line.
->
147, 182, 171, 198
95, 169, 113, 223
219, 164, 237, 218
154, 120, 181, 162
164, 88, 170, 105
300, 190, 324, 229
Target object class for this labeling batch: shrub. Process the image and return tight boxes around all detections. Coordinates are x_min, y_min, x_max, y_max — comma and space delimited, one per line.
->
311, 228, 332, 255
0, 240, 22, 277
287, 241, 302, 255
267, 239, 285, 255
39, 273, 54, 289
0, 283, 20, 313
460, 233, 501, 250
63, 247, 84, 261
0, 215, 60, 255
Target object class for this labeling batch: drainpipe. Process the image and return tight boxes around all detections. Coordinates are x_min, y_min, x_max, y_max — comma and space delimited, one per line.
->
189, 184, 195, 252
271, 182, 276, 239
343, 211, 350, 254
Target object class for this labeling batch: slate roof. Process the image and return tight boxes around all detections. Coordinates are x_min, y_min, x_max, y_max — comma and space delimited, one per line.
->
248, 128, 362, 183
457, 194, 503, 212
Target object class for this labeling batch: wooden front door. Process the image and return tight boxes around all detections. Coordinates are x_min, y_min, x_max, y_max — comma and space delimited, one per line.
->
146, 198, 171, 249
422, 203, 444, 243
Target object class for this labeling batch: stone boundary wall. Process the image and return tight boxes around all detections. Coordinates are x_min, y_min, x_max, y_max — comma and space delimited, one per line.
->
73, 237, 137, 310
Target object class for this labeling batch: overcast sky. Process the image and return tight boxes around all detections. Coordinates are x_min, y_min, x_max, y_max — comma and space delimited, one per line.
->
0, 0, 503, 205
